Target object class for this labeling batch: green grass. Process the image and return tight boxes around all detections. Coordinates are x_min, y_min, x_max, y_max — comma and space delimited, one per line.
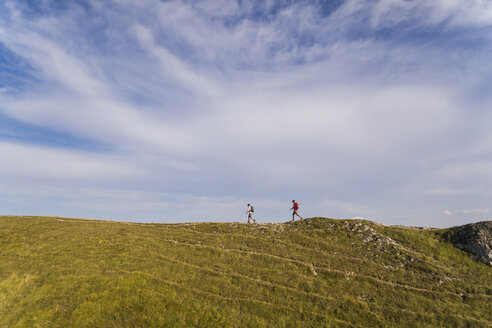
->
0, 216, 491, 327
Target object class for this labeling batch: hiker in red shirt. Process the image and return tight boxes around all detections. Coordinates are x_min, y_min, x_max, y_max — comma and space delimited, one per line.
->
291, 200, 303, 221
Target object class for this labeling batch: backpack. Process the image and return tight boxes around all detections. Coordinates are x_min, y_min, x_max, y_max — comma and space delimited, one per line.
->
294, 202, 299, 210
251, 206, 254, 213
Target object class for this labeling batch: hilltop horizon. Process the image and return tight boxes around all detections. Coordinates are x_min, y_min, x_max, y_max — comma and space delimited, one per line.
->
2, 213, 490, 229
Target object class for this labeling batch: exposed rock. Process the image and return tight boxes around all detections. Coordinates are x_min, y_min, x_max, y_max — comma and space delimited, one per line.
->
444, 221, 492, 266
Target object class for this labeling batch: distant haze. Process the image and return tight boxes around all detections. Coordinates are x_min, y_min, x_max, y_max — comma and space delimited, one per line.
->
0, 1, 491, 227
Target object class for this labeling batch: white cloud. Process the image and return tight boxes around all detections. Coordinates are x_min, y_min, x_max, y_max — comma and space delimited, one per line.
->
132, 23, 221, 97
438, 162, 492, 183
470, 208, 490, 214
0, 141, 144, 181
443, 210, 453, 216
352, 0, 492, 29
0, 94, 200, 154
462, 208, 489, 216
153, 0, 324, 67
0, 26, 106, 97
427, 188, 483, 195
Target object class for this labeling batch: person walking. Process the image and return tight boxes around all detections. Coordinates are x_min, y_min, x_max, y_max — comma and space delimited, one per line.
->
246, 203, 256, 223
291, 200, 303, 221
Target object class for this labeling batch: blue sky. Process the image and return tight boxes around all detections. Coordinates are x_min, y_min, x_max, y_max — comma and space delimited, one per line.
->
1, 0, 491, 226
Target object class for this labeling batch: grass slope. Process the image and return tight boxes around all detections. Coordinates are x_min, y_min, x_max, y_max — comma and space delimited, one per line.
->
0, 216, 491, 327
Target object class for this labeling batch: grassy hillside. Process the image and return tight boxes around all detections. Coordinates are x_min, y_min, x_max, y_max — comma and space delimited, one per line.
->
0, 216, 491, 327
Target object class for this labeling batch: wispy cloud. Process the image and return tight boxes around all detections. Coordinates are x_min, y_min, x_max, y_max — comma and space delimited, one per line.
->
463, 208, 490, 215
0, 140, 145, 181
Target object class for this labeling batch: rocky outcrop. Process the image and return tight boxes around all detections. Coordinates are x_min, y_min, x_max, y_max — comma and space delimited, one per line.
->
444, 221, 492, 266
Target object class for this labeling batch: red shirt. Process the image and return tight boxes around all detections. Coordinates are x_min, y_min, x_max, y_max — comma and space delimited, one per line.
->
293, 202, 299, 210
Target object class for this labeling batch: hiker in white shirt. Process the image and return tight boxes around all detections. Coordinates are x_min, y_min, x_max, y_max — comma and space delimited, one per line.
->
246, 204, 256, 223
